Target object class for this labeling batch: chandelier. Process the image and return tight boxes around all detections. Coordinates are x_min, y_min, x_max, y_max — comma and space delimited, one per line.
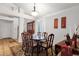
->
31, 3, 38, 16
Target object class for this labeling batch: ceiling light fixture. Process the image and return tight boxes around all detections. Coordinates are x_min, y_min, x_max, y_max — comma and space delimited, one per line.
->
31, 3, 38, 17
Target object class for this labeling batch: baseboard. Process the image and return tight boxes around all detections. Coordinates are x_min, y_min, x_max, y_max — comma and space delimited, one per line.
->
0, 37, 12, 39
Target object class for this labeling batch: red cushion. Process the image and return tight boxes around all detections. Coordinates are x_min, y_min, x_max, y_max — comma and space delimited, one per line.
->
61, 44, 68, 48
61, 45, 73, 56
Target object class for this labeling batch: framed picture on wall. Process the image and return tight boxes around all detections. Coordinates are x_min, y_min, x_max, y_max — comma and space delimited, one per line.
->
61, 17, 66, 28
54, 18, 58, 29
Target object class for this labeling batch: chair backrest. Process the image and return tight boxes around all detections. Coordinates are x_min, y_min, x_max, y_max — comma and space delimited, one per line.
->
42, 32, 48, 39
65, 34, 71, 46
21, 32, 32, 46
71, 33, 77, 48
47, 33, 54, 47
21, 32, 26, 42
25, 32, 32, 40
66, 34, 70, 40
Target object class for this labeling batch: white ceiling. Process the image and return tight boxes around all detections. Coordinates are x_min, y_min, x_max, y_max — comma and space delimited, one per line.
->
14, 3, 79, 17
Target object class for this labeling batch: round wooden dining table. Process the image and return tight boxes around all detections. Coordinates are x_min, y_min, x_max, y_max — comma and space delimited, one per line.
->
32, 35, 45, 56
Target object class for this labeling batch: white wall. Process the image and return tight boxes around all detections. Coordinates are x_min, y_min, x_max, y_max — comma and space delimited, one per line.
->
12, 18, 18, 39
35, 19, 46, 33
18, 18, 24, 42
38, 6, 79, 45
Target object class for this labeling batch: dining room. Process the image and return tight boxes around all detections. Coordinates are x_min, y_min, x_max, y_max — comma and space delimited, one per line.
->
15, 3, 79, 56
0, 3, 79, 56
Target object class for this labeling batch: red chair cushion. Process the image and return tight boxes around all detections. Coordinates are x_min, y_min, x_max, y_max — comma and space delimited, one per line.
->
61, 45, 73, 56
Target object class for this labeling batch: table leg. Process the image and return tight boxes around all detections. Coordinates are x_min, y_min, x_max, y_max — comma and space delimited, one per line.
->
37, 41, 40, 56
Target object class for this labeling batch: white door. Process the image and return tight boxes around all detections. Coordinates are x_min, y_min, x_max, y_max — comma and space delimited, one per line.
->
0, 20, 13, 39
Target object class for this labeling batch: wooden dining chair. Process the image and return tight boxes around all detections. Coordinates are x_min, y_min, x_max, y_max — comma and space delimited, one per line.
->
23, 32, 32, 55
41, 33, 54, 55
23, 32, 38, 56
21, 32, 32, 55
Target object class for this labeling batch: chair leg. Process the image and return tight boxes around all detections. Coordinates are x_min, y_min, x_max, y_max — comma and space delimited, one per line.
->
22, 44, 24, 51
22, 46, 24, 51
24, 49, 27, 56
24, 45, 28, 56
31, 48, 33, 56
51, 47, 53, 55
45, 48, 48, 56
